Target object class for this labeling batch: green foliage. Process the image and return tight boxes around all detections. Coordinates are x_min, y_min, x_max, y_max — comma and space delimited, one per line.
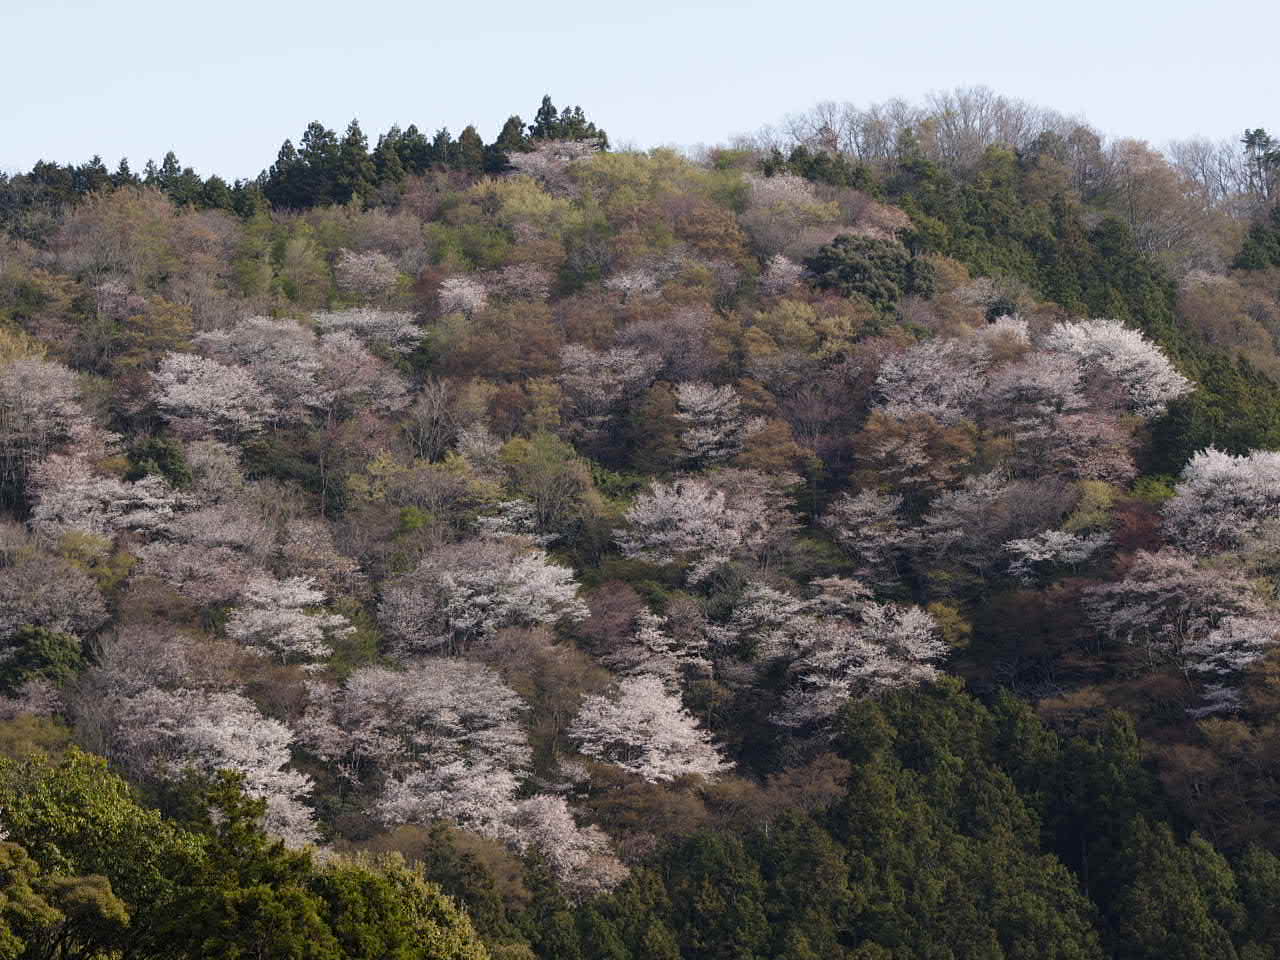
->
1234, 207, 1280, 270
0, 754, 491, 960
1111, 819, 1242, 960
0, 841, 65, 960
0, 626, 84, 694
528, 95, 608, 148
1129, 475, 1177, 504
764, 145, 879, 193
323, 597, 383, 676
0, 716, 74, 762
126, 435, 192, 486
805, 234, 935, 311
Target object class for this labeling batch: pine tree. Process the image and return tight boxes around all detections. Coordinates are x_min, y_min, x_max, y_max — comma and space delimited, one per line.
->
334, 119, 374, 205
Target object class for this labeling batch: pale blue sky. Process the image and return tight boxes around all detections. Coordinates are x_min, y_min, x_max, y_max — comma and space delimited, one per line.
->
2, 0, 1274, 180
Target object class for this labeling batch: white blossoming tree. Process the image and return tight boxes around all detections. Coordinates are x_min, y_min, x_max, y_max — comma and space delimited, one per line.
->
332, 248, 401, 298
28, 454, 187, 540
438, 277, 488, 316
508, 796, 628, 899
558, 344, 661, 442
0, 355, 89, 502
304, 660, 531, 837
195, 318, 323, 423
758, 254, 805, 296
378, 539, 587, 656
603, 269, 659, 303
821, 490, 913, 586
1004, 529, 1110, 583
569, 674, 728, 782
617, 471, 797, 583
225, 575, 352, 665
1163, 447, 1280, 554
674, 381, 757, 465
0, 541, 108, 639
152, 352, 275, 438
603, 609, 710, 691
875, 337, 991, 424
113, 687, 318, 846
312, 307, 423, 355
775, 598, 947, 731
1082, 549, 1266, 664
1042, 317, 1192, 418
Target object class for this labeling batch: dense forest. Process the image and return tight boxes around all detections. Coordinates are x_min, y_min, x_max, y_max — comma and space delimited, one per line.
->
1, 89, 1280, 958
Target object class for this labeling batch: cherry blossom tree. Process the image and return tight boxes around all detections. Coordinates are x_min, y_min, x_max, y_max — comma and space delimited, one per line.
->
615, 308, 718, 382
558, 344, 661, 441
1183, 615, 1280, 680
333, 248, 401, 298
821, 490, 913, 586
978, 350, 1119, 479
225, 575, 352, 665
982, 351, 1086, 426
196, 318, 323, 422
674, 382, 757, 465
617, 471, 798, 583
28, 454, 187, 540
739, 173, 837, 258
1042, 318, 1192, 418
131, 485, 275, 606
1186, 684, 1245, 719
490, 263, 553, 303
508, 796, 628, 899
758, 254, 806, 296
602, 609, 710, 691
708, 580, 812, 664
313, 307, 423, 355
112, 686, 317, 846
152, 352, 275, 438
875, 337, 990, 424
1163, 447, 1280, 554
505, 140, 598, 194
191, 318, 408, 428
915, 472, 1075, 581
700, 574, 943, 728
1004, 529, 1110, 583
603, 269, 659, 303
1082, 549, 1266, 664
474, 499, 557, 546
568, 674, 728, 782
304, 660, 531, 836
437, 277, 488, 317
455, 424, 504, 476
0, 543, 107, 639
379, 539, 587, 656
0, 356, 88, 502
314, 331, 409, 419
1179, 613, 1280, 716
136, 540, 264, 606
775, 595, 946, 731
166, 500, 274, 557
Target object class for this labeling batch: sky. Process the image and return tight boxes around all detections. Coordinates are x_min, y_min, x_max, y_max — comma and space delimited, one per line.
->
2, 0, 1276, 180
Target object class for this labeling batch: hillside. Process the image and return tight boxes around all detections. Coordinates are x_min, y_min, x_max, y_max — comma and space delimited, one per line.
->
1, 91, 1280, 958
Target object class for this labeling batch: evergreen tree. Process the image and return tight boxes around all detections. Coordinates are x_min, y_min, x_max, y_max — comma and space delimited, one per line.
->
453, 125, 486, 174
334, 119, 374, 205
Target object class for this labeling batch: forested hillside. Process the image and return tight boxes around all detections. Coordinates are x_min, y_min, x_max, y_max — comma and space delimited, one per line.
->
1, 90, 1280, 958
